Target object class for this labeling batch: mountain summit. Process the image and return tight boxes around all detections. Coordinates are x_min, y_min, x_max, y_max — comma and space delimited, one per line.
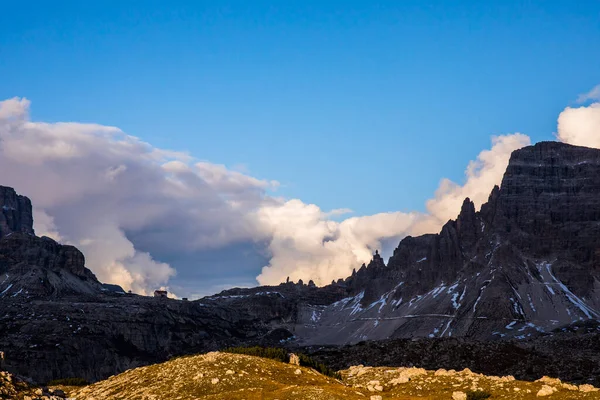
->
0, 186, 102, 297
290, 141, 600, 343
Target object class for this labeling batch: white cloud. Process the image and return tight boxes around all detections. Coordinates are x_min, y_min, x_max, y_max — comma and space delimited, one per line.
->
0, 97, 272, 294
0, 97, 29, 120
323, 208, 353, 218
32, 209, 63, 242
256, 134, 529, 286
426, 134, 531, 224
557, 102, 600, 148
256, 199, 426, 285
577, 84, 600, 103
0, 96, 535, 296
256, 94, 600, 288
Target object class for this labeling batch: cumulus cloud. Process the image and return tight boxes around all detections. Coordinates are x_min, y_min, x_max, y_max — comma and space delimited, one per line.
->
255, 200, 427, 285
0, 97, 535, 296
256, 134, 530, 286
0, 97, 274, 294
557, 102, 600, 148
32, 209, 63, 242
261, 89, 600, 288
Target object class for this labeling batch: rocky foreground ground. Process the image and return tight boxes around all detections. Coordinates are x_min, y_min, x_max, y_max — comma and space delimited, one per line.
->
2, 352, 594, 400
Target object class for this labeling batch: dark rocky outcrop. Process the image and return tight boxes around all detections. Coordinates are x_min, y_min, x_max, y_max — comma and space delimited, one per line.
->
0, 281, 343, 383
0, 185, 100, 297
0, 186, 34, 239
0, 234, 101, 297
0, 209, 100, 300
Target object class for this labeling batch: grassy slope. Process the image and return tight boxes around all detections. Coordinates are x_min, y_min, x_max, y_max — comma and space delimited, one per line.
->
68, 352, 600, 400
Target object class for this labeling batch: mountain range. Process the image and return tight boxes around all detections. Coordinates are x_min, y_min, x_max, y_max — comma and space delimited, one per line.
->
1, 141, 599, 385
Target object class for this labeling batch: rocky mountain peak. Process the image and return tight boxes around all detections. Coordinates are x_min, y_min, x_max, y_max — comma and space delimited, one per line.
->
297, 141, 600, 345
456, 197, 475, 226
0, 185, 34, 238
493, 141, 600, 260
368, 250, 385, 269
455, 197, 479, 249
479, 185, 500, 226
0, 186, 102, 297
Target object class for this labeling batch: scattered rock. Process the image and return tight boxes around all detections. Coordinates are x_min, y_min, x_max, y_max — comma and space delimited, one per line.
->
561, 383, 578, 391
434, 368, 453, 376
579, 384, 599, 392
452, 391, 467, 400
536, 376, 562, 385
389, 376, 409, 385
366, 380, 383, 392
537, 385, 557, 396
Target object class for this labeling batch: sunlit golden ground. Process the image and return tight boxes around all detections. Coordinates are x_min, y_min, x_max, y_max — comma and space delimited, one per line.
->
58, 352, 600, 400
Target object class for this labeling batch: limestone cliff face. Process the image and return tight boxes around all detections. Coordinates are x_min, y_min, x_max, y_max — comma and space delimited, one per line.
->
493, 141, 600, 265
0, 185, 101, 297
293, 142, 600, 345
0, 234, 101, 297
0, 186, 34, 238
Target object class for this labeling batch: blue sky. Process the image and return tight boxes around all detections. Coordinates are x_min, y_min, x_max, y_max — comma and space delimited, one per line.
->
1, 2, 600, 296
1, 1, 599, 216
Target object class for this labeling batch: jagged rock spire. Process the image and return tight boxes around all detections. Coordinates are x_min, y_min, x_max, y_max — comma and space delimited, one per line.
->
367, 250, 385, 269
456, 197, 479, 249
